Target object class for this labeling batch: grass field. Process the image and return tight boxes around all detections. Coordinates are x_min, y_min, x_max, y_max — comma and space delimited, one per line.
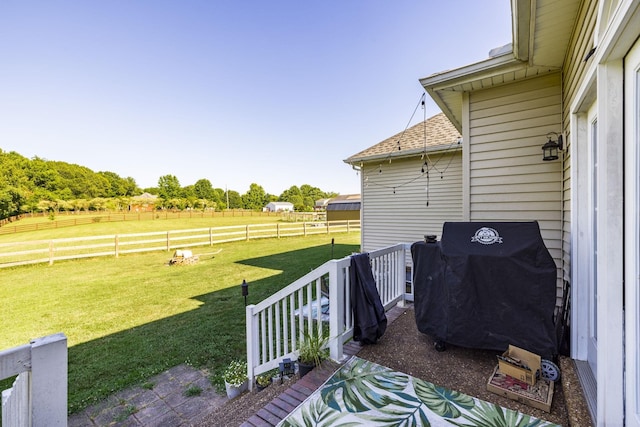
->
0, 214, 284, 242
0, 222, 360, 413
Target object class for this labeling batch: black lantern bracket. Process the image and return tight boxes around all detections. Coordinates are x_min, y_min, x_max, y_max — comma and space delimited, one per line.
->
542, 132, 564, 161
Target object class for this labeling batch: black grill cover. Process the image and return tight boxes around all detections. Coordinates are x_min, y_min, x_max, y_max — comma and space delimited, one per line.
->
412, 222, 558, 358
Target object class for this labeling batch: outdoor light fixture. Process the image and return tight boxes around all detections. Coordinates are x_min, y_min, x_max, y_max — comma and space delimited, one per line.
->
279, 358, 295, 381
542, 132, 563, 161
241, 279, 249, 306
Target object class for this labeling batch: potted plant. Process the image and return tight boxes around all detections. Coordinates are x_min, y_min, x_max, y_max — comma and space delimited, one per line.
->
256, 373, 271, 391
270, 368, 282, 385
297, 330, 329, 377
223, 359, 248, 399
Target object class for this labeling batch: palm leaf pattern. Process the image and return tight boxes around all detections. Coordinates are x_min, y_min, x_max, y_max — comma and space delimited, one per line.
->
413, 377, 475, 418
448, 400, 553, 427
277, 357, 561, 427
320, 357, 410, 412
360, 391, 432, 426
278, 396, 357, 427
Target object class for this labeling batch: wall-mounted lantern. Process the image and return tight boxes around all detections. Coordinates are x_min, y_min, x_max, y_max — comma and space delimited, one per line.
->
542, 132, 564, 161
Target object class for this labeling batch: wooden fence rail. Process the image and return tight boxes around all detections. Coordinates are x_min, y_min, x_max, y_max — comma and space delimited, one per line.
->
0, 220, 360, 269
0, 210, 324, 235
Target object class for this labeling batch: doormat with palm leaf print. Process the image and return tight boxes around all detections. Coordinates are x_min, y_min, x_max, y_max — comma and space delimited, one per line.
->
277, 356, 561, 427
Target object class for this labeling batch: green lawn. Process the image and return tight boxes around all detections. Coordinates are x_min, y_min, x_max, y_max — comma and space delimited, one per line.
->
0, 232, 360, 413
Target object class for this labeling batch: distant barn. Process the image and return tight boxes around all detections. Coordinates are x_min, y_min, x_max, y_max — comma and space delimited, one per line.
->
263, 201, 294, 212
326, 195, 360, 221
129, 192, 159, 212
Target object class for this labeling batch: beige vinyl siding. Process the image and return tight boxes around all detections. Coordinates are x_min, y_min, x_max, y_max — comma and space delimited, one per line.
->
467, 73, 563, 262
560, 1, 597, 287
360, 154, 462, 252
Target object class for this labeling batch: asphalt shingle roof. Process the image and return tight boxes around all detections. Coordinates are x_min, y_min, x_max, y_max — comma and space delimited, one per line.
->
344, 112, 461, 164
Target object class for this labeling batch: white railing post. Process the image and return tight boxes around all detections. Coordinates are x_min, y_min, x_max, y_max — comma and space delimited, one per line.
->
30, 333, 67, 427
246, 304, 257, 391
328, 259, 346, 362
2, 371, 31, 427
396, 245, 407, 307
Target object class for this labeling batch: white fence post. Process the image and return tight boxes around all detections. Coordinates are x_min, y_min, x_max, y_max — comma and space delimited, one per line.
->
30, 333, 67, 427
246, 304, 257, 391
328, 259, 346, 362
48, 241, 54, 265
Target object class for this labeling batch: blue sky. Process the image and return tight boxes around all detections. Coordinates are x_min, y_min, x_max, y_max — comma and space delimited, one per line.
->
0, 1, 511, 196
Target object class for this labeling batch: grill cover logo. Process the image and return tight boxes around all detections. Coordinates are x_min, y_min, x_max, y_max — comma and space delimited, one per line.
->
471, 227, 503, 245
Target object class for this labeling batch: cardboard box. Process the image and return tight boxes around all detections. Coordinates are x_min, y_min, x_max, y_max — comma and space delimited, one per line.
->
497, 345, 541, 386
487, 365, 554, 412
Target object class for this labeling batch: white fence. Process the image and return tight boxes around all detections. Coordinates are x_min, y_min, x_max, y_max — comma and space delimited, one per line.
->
245, 244, 409, 388
0, 220, 360, 268
1, 334, 67, 427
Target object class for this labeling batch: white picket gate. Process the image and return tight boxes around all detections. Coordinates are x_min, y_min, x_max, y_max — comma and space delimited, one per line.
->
1, 333, 67, 427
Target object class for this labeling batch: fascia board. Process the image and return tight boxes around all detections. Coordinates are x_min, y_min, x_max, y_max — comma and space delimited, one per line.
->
343, 144, 460, 165
512, 0, 533, 62
419, 53, 521, 90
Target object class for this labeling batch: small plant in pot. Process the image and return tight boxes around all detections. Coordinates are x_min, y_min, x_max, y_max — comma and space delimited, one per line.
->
269, 368, 282, 384
256, 373, 271, 391
297, 330, 329, 378
223, 359, 248, 399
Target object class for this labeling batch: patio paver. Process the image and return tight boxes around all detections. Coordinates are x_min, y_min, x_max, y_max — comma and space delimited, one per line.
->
67, 364, 226, 426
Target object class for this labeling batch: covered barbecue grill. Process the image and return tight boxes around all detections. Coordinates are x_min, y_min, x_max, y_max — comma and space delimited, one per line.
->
411, 221, 558, 359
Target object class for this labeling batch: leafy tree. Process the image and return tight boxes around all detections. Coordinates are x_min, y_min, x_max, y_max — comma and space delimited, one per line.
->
27, 157, 61, 191
166, 198, 185, 210
105, 197, 130, 211
279, 184, 336, 211
157, 175, 181, 201
37, 199, 56, 213
70, 199, 90, 212
212, 188, 227, 209
0, 147, 344, 219
124, 177, 139, 196
226, 190, 242, 209
242, 183, 269, 210
98, 171, 139, 197
57, 199, 73, 212
0, 151, 30, 190
89, 198, 108, 211
0, 186, 23, 219
279, 185, 302, 202
194, 179, 215, 201
142, 187, 159, 195
194, 198, 214, 210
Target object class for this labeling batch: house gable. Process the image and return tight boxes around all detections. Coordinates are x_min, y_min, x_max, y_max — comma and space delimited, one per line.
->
345, 115, 463, 252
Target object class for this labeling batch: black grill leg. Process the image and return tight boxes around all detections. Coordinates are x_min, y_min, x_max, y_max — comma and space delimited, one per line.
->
434, 340, 446, 352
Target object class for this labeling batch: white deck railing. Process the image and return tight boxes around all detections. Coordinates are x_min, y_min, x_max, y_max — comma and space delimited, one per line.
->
245, 244, 409, 388
1, 333, 67, 427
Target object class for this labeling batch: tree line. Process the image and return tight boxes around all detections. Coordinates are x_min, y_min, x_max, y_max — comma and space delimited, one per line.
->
0, 149, 338, 220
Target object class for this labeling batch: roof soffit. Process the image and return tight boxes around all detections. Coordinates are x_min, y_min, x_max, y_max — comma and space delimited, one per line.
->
421, 0, 581, 126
